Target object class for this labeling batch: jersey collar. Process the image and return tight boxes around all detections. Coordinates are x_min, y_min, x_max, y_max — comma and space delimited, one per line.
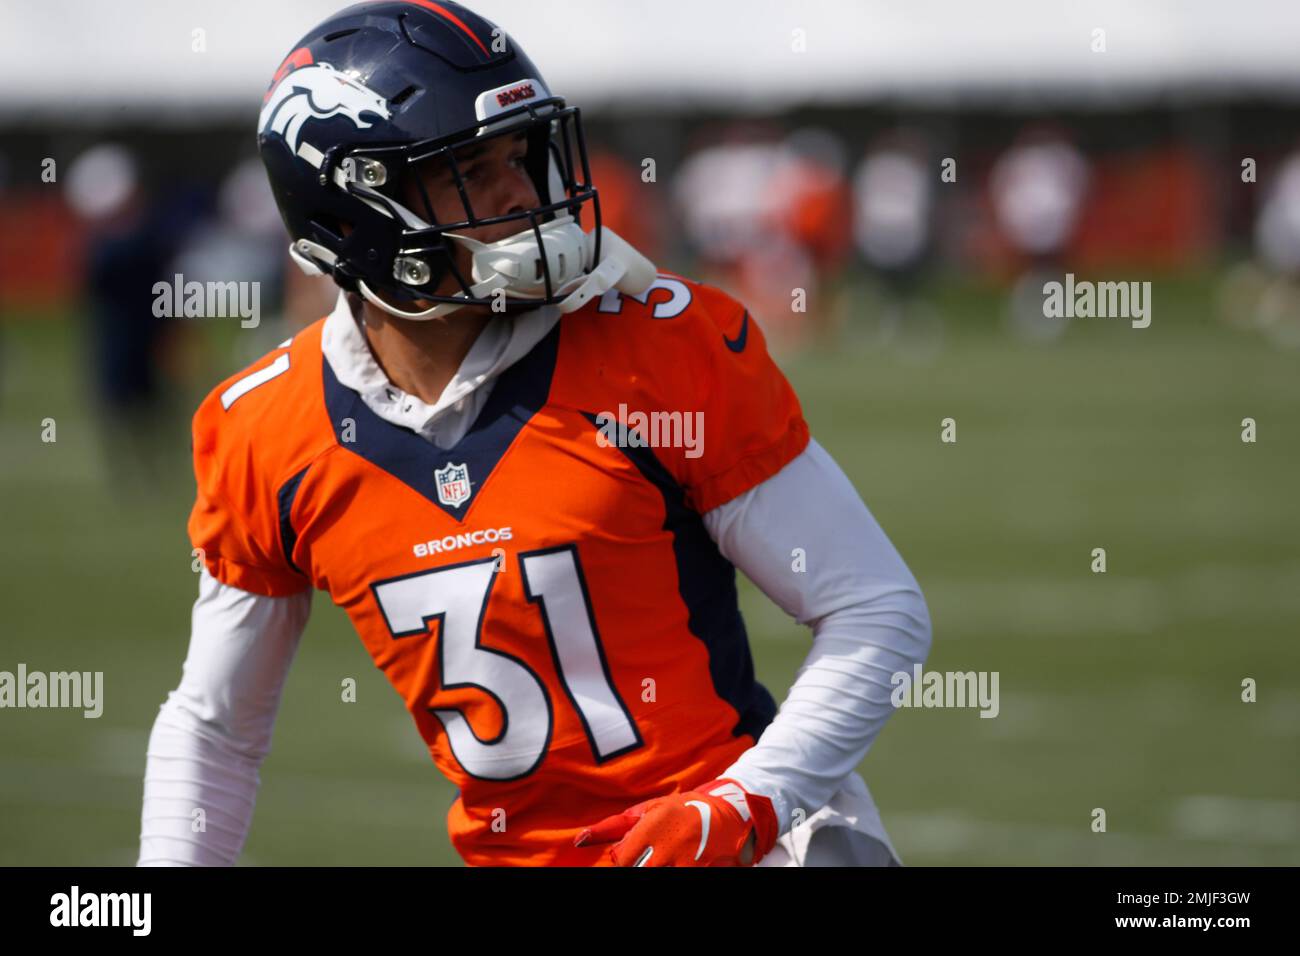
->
320, 289, 560, 440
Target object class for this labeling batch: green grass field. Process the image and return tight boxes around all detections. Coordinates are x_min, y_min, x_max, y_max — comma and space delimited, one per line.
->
2, 271, 1297, 865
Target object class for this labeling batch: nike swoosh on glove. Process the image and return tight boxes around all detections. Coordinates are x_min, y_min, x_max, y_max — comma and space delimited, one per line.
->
573, 777, 779, 867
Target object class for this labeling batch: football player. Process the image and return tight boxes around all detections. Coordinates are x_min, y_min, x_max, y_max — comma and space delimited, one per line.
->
138, 0, 932, 867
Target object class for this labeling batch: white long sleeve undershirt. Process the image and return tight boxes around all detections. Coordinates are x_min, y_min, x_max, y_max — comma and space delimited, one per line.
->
139, 292, 931, 863
708, 438, 932, 834
139, 566, 310, 865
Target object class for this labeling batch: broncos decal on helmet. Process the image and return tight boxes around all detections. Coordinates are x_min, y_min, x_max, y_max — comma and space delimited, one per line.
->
258, 63, 392, 156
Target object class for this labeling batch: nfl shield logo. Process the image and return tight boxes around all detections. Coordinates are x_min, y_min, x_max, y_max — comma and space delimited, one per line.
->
434, 462, 472, 508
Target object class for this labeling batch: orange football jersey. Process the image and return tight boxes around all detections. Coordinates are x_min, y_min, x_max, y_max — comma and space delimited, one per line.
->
188, 274, 810, 865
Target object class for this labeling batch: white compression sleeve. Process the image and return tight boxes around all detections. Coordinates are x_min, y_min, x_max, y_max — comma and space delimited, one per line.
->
138, 568, 311, 866
703, 438, 932, 834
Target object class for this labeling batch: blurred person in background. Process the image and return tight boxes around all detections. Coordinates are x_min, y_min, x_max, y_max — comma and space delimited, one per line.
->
170, 156, 312, 360
767, 128, 854, 341
674, 124, 851, 352
988, 125, 1090, 342
585, 146, 666, 267
852, 130, 939, 351
1236, 145, 1300, 348
673, 123, 784, 297
66, 143, 179, 489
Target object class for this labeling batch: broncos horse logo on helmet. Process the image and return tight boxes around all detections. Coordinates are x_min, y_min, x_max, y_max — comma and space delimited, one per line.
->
255, 0, 654, 321
258, 62, 392, 155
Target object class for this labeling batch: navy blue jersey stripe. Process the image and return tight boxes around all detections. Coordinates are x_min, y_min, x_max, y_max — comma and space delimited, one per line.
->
581, 412, 777, 742
276, 465, 311, 575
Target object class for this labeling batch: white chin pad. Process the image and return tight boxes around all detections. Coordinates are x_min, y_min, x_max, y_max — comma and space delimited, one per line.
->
446, 216, 657, 311
455, 215, 591, 298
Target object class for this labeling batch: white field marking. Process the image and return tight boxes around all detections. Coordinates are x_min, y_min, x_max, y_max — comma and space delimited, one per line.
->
886, 812, 1299, 865
0, 755, 443, 826
975, 694, 1050, 738
92, 715, 424, 772
0, 426, 105, 483
1257, 693, 1300, 736
1171, 796, 1300, 845
981, 682, 1300, 738
86, 727, 151, 775
918, 563, 1300, 640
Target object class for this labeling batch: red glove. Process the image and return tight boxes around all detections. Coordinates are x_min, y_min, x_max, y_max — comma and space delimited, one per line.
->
574, 777, 779, 867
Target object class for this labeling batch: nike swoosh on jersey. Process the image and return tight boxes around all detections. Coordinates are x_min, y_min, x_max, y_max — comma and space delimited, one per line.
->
723, 311, 750, 353
685, 799, 712, 861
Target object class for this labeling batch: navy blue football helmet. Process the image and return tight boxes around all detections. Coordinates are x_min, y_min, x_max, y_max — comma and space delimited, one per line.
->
257, 1, 652, 319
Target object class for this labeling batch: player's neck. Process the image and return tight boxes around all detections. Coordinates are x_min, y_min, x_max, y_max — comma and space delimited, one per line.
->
353, 295, 493, 406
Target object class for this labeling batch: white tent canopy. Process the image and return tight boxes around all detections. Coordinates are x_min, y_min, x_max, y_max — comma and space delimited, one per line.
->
3, 0, 1300, 120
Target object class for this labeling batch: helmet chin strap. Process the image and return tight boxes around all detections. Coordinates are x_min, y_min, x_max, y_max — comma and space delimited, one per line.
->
353, 218, 657, 322
356, 273, 505, 320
